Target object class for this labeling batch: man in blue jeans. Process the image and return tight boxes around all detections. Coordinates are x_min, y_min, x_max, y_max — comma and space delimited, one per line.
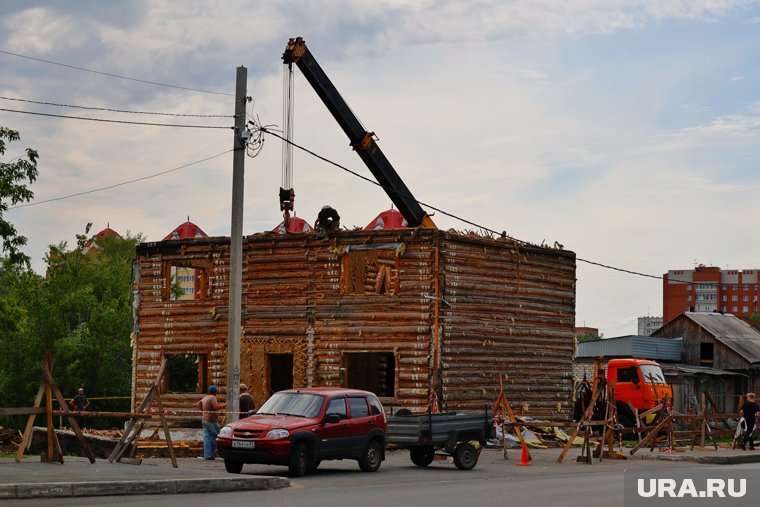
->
195, 385, 226, 460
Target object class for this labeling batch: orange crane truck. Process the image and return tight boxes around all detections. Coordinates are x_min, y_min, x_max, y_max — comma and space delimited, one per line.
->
575, 358, 673, 428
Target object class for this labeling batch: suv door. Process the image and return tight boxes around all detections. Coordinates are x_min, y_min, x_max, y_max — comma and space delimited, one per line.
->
346, 396, 375, 456
315, 396, 350, 458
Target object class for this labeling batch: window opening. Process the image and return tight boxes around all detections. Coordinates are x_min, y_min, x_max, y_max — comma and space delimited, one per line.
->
700, 342, 714, 366
343, 352, 396, 397
164, 353, 207, 393
165, 262, 208, 300
342, 250, 398, 295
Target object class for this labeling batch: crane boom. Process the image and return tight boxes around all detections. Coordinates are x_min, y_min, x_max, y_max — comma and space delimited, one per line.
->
283, 37, 436, 229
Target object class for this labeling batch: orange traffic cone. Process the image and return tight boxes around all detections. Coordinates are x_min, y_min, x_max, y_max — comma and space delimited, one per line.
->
517, 440, 532, 466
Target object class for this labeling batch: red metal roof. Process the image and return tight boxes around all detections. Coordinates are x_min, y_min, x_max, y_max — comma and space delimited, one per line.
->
94, 227, 122, 240
273, 216, 314, 234
163, 220, 208, 241
365, 209, 408, 230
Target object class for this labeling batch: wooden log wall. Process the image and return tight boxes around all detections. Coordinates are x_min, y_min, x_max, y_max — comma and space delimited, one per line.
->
242, 230, 436, 412
133, 238, 231, 426
132, 229, 577, 424
439, 233, 576, 420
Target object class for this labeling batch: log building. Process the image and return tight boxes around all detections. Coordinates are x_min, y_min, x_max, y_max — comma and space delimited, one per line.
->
130, 228, 576, 424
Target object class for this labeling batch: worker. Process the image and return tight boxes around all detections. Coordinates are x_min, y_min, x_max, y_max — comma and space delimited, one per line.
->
239, 383, 255, 416
195, 385, 226, 460
740, 392, 758, 451
68, 387, 90, 429
315, 205, 340, 232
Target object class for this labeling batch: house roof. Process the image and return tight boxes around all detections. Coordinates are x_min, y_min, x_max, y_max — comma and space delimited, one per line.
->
365, 209, 407, 230
83, 226, 122, 253
575, 335, 682, 361
273, 216, 314, 234
660, 363, 745, 377
163, 220, 208, 241
682, 312, 760, 365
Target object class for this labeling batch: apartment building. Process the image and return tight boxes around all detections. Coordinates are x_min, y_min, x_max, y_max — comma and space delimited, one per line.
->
663, 265, 760, 324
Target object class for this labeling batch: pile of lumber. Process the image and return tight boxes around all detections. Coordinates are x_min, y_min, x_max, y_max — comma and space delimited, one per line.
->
0, 426, 21, 450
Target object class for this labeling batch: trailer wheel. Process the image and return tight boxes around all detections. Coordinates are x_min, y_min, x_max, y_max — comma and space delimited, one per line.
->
410, 446, 435, 467
453, 442, 478, 470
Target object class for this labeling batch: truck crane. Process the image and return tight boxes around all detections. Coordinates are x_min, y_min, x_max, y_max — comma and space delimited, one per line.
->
282, 37, 436, 229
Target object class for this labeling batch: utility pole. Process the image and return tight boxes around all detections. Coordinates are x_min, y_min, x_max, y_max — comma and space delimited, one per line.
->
227, 66, 247, 422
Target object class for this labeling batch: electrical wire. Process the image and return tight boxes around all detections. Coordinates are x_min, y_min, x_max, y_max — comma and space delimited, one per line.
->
8, 150, 232, 209
253, 122, 690, 285
0, 108, 232, 129
0, 49, 234, 97
0, 96, 232, 118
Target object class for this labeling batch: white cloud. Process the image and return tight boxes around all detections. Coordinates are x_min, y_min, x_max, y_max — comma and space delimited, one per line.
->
2, 0, 760, 338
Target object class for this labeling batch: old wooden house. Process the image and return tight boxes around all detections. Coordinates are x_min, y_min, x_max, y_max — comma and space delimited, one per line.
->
652, 312, 760, 412
130, 227, 576, 424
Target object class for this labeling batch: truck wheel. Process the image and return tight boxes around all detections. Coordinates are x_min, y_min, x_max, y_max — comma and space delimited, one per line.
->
358, 439, 382, 472
224, 459, 243, 474
410, 446, 435, 467
288, 441, 310, 477
453, 442, 478, 470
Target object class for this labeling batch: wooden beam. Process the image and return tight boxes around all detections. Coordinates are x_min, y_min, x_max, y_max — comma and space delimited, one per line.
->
15, 382, 46, 462
0, 407, 46, 416
39, 361, 96, 464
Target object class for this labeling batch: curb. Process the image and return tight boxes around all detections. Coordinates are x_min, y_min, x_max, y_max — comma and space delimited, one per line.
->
0, 476, 289, 500
632, 452, 760, 465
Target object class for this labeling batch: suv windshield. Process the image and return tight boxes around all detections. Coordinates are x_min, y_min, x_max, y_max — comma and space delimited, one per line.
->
639, 364, 666, 384
257, 392, 325, 418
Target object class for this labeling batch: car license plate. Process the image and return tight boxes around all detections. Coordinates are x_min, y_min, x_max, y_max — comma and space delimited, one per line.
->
232, 440, 255, 449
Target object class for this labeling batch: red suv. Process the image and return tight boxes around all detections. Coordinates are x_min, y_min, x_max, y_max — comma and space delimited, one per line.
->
216, 387, 387, 476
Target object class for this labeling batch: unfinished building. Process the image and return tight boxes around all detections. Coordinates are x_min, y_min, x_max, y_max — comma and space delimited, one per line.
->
130, 227, 576, 424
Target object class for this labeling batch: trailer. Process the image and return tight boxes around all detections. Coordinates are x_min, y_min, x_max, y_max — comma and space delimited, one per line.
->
387, 411, 493, 470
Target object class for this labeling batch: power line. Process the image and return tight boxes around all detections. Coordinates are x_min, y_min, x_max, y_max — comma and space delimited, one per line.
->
0, 108, 233, 129
9, 150, 232, 209
255, 124, 686, 285
256, 125, 521, 240
0, 49, 234, 97
0, 96, 232, 118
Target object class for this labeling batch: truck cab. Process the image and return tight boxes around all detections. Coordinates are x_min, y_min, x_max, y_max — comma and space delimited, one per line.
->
607, 358, 672, 425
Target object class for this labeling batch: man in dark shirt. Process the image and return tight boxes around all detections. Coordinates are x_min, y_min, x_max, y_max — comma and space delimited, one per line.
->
68, 388, 90, 428
239, 383, 255, 416
740, 392, 758, 451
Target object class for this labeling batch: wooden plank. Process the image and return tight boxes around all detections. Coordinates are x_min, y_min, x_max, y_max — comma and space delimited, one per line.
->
154, 392, 177, 468
15, 382, 46, 462
0, 407, 46, 416
39, 362, 96, 464
629, 416, 673, 455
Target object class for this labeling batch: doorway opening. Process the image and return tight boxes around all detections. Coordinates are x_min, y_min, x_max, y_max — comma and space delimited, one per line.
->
268, 354, 294, 395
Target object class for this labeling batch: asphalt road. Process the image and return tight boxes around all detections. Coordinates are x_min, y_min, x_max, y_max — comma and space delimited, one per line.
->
12, 448, 760, 507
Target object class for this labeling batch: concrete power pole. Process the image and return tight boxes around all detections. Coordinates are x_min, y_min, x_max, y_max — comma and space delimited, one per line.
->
227, 66, 247, 422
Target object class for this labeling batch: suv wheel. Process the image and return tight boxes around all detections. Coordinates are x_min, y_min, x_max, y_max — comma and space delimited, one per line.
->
288, 441, 310, 477
358, 439, 382, 472
224, 459, 243, 474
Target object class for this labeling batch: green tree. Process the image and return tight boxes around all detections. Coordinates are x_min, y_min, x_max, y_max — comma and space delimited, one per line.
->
575, 331, 601, 343
0, 127, 38, 267
0, 225, 142, 428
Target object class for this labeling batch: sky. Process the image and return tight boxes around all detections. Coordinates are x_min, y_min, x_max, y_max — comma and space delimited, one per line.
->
2, 0, 760, 338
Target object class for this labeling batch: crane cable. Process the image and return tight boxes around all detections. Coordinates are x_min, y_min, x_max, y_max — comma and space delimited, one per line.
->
279, 63, 296, 227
